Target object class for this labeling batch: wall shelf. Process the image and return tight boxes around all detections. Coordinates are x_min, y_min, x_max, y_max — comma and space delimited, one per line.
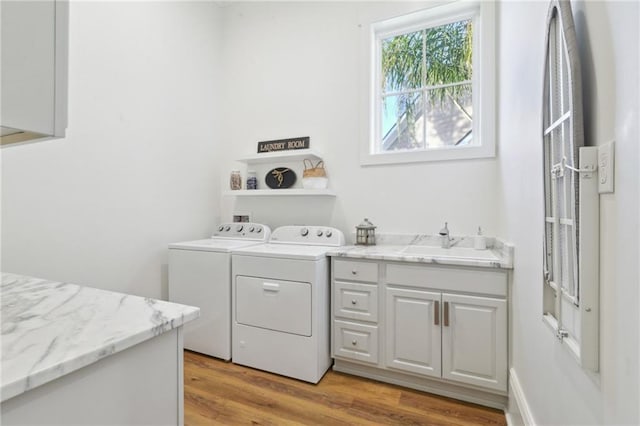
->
223, 189, 335, 197
236, 149, 323, 164
229, 149, 332, 197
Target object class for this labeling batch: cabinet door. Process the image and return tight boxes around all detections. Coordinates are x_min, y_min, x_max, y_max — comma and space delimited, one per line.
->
441, 293, 507, 391
385, 287, 441, 378
1, 0, 68, 140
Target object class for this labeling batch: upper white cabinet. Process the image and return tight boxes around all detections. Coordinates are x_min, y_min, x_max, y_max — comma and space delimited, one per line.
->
1, 0, 68, 145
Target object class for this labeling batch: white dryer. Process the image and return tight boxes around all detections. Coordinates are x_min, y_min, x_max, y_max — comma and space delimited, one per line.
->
231, 225, 345, 383
168, 223, 271, 360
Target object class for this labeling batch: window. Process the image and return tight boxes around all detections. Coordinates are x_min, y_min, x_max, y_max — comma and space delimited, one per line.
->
542, 0, 599, 371
362, 2, 495, 165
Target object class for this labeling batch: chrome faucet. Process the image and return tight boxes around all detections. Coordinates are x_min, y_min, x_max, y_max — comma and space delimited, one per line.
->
439, 222, 452, 249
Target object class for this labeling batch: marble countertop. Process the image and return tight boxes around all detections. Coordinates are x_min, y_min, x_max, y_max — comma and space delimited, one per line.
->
1, 273, 200, 402
329, 234, 514, 269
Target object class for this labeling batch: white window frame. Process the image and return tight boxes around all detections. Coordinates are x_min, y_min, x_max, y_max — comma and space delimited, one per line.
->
361, 1, 496, 166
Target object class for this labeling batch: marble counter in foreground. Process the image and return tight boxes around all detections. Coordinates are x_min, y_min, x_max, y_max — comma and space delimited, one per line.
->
328, 235, 514, 269
1, 272, 200, 402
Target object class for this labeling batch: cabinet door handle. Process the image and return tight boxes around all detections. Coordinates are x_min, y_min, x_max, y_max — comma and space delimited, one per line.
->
351, 299, 357, 305
434, 300, 440, 326
351, 269, 358, 275
444, 301, 450, 327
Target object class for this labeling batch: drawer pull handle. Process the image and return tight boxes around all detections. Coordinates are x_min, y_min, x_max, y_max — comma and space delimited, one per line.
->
351, 340, 357, 346
444, 301, 450, 327
434, 300, 440, 326
263, 282, 280, 292
351, 270, 358, 275
351, 299, 357, 305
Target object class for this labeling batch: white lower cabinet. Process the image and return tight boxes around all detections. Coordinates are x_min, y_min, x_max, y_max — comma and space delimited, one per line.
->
385, 287, 441, 378
441, 293, 507, 391
331, 258, 509, 407
384, 288, 507, 391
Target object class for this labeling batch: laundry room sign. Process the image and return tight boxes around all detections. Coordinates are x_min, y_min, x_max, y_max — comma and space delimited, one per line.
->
257, 136, 310, 153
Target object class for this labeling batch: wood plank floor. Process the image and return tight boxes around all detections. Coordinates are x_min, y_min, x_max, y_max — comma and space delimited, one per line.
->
184, 351, 507, 426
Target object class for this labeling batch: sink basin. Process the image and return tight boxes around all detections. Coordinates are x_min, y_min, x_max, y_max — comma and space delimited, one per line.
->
401, 245, 500, 261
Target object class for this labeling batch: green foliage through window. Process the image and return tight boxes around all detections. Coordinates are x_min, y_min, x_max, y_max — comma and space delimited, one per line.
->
380, 19, 473, 151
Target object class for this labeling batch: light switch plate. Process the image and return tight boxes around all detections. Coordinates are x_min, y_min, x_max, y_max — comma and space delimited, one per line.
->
597, 141, 615, 194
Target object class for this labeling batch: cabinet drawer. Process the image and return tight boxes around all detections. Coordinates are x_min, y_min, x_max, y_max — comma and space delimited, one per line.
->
333, 320, 378, 364
386, 263, 507, 297
334, 281, 378, 322
334, 259, 378, 283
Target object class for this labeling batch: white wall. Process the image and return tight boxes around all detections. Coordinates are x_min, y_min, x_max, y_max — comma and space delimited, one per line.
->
218, 2, 503, 240
1, 1, 222, 298
498, 1, 639, 424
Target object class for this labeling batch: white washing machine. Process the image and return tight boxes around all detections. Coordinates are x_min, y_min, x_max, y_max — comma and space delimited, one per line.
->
168, 223, 271, 360
231, 225, 345, 383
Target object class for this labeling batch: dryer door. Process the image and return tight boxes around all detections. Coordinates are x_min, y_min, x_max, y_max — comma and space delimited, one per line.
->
235, 276, 312, 336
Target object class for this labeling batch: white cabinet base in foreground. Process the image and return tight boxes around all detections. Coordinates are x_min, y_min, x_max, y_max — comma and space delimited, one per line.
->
1, 329, 185, 425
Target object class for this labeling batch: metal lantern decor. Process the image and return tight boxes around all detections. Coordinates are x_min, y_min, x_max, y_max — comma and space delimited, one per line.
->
356, 218, 376, 246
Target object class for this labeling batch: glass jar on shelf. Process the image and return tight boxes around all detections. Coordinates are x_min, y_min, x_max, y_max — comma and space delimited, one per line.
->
230, 170, 242, 190
246, 170, 257, 190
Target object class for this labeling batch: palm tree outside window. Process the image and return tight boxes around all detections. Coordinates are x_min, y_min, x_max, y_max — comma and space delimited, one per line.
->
381, 19, 473, 151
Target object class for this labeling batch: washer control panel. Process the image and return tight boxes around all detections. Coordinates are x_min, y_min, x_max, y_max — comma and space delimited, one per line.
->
211, 223, 271, 241
270, 226, 345, 246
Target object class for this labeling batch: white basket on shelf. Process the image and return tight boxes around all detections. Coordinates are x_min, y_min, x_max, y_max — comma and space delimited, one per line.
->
302, 159, 328, 189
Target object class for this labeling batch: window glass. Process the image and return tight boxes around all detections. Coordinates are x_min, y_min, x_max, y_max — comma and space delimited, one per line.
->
363, 2, 495, 165
378, 19, 474, 153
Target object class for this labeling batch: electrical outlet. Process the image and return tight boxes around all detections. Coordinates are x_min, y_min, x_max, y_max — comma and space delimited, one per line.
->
597, 141, 615, 194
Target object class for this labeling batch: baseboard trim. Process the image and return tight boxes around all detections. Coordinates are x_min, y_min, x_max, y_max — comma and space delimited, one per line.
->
333, 360, 507, 410
509, 368, 536, 426
504, 411, 518, 426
